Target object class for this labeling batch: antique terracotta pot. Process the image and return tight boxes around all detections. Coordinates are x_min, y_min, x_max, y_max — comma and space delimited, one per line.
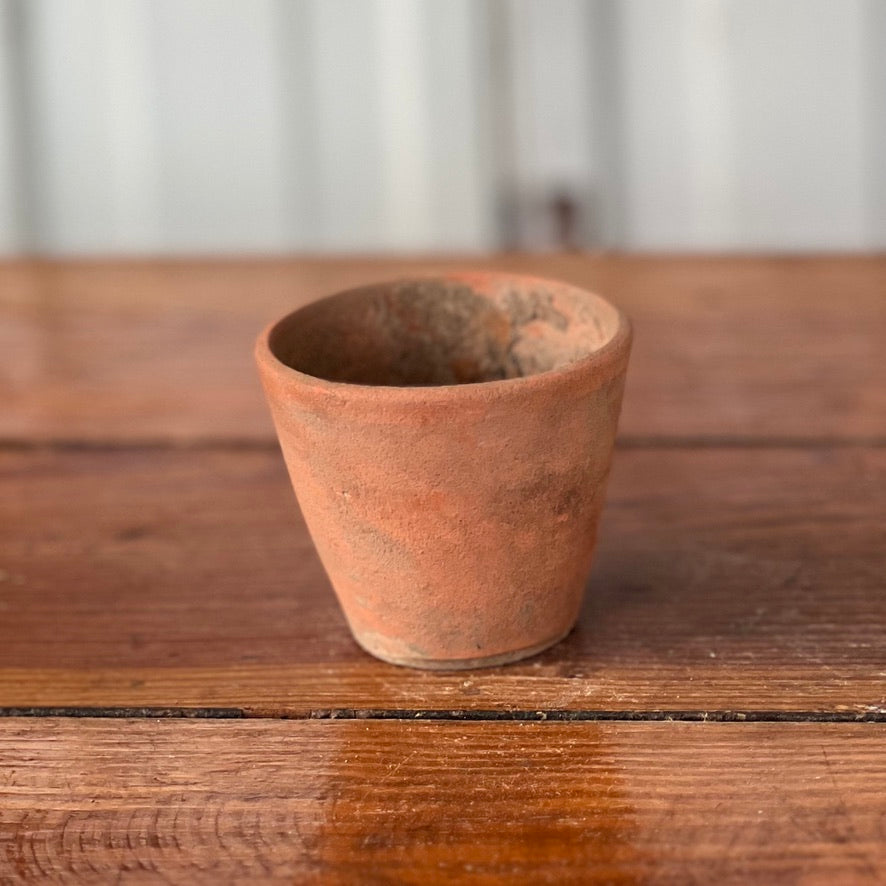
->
255, 272, 631, 669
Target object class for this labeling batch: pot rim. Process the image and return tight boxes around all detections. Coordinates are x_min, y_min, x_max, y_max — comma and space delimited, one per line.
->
255, 271, 632, 405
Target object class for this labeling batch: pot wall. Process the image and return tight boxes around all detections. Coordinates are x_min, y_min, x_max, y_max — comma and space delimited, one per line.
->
257, 274, 631, 669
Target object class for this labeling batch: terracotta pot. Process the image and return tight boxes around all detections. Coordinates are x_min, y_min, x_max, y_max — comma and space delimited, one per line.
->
255, 272, 631, 669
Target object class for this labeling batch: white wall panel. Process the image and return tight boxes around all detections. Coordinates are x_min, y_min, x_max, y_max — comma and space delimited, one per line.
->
98, 0, 161, 250
500, 0, 609, 246
726, 0, 867, 250
0, 1, 22, 253
409, 0, 493, 251
375, 0, 435, 249
866, 0, 886, 247
619, 1, 700, 249
618, 0, 872, 250
22, 0, 141, 251
300, 0, 385, 250
0, 0, 882, 254
150, 0, 289, 252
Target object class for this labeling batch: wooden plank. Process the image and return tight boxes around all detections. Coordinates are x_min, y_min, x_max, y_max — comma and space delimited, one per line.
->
0, 719, 883, 883
1, 447, 883, 714
1, 256, 885, 442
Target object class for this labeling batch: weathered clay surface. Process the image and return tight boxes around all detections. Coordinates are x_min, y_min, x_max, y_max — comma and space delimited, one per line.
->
256, 273, 631, 669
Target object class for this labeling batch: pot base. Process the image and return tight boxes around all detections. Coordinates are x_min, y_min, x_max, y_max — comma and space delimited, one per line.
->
352, 624, 575, 671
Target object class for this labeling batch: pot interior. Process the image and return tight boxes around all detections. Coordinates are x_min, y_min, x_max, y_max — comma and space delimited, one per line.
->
269, 276, 621, 387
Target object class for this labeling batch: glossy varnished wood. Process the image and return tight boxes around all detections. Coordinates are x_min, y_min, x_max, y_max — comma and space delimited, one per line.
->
2, 256, 885, 442
1, 445, 882, 713
1, 719, 884, 884
3, 256, 885, 879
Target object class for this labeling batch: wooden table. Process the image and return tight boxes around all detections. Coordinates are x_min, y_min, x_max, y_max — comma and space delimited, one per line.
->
1, 256, 884, 883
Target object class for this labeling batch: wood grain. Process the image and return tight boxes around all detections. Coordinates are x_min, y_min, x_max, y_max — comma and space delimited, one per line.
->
2, 256, 885, 443
4, 256, 884, 882
2, 446, 883, 714
1, 719, 883, 884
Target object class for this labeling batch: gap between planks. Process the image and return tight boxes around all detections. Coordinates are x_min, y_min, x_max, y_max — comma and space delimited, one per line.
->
0, 707, 884, 722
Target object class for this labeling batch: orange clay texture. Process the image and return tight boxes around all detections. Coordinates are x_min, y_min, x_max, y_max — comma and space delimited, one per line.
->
256, 273, 631, 669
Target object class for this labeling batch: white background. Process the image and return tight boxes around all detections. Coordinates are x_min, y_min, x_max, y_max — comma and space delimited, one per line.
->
0, 0, 883, 254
